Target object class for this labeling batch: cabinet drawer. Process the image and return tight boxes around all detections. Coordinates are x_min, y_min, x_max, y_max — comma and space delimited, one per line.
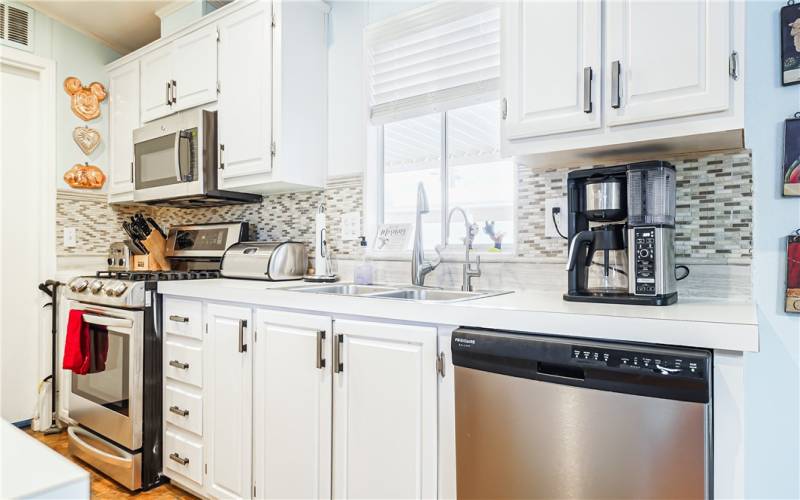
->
165, 339, 202, 388
164, 429, 203, 485
164, 298, 202, 339
165, 383, 202, 436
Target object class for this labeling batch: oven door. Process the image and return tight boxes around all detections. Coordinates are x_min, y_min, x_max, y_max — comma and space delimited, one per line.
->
133, 112, 201, 203
68, 302, 143, 451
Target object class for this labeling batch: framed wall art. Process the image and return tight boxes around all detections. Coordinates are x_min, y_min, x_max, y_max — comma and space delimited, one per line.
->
786, 231, 800, 313
784, 114, 800, 196
782, 1, 800, 86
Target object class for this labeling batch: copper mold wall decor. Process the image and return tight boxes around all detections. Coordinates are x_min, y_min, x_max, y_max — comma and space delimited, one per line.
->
64, 162, 106, 189
63, 77, 107, 121
72, 126, 101, 155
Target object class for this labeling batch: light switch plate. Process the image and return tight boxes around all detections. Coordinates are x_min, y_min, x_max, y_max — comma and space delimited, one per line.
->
63, 227, 77, 247
341, 212, 361, 241
544, 197, 568, 238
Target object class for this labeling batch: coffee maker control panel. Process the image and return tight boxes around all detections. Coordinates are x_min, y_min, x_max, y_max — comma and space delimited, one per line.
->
633, 227, 656, 295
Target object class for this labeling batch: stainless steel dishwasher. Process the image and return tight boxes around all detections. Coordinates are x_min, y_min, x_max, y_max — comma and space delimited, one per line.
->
452, 328, 712, 499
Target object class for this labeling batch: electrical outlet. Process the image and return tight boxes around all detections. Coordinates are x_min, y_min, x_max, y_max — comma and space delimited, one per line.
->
544, 197, 568, 238
63, 227, 77, 247
341, 212, 361, 241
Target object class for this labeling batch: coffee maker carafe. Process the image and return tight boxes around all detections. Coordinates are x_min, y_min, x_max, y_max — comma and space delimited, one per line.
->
564, 161, 678, 305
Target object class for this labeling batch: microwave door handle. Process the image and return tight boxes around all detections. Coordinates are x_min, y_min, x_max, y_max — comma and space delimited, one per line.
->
174, 131, 183, 182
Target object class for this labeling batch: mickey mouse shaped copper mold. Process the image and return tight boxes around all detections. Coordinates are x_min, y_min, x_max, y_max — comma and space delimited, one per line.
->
63, 77, 107, 121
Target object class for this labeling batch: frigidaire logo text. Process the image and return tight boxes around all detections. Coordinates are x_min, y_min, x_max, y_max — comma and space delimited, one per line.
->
454, 338, 475, 345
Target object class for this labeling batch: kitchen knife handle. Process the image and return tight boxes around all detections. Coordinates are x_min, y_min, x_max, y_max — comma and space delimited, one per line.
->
611, 60, 621, 109
238, 319, 247, 353
583, 66, 593, 114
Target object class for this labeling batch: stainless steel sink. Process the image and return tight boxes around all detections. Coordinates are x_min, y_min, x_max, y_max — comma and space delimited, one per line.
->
291, 284, 396, 295
287, 283, 511, 302
369, 289, 485, 301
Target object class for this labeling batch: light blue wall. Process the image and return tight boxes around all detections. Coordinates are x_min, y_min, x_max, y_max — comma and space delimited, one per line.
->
26, 5, 120, 191
745, 1, 800, 497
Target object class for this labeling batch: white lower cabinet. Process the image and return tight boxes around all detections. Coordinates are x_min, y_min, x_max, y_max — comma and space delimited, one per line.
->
162, 298, 442, 499
332, 319, 439, 499
205, 303, 253, 500
254, 310, 332, 499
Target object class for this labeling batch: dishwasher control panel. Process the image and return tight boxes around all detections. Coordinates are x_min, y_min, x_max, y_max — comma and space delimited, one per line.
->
571, 345, 706, 379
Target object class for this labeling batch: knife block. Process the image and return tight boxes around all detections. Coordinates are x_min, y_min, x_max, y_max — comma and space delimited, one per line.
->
140, 231, 171, 271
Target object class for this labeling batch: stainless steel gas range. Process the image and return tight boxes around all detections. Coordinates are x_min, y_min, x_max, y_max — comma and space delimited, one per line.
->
62, 222, 246, 491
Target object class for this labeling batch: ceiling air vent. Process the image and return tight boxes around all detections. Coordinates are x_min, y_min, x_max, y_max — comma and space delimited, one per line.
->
0, 1, 33, 52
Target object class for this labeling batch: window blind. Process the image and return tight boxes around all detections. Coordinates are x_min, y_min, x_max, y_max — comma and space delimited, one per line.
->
366, 2, 500, 125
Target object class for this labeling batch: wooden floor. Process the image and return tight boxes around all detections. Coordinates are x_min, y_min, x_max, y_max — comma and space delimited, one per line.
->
25, 428, 197, 499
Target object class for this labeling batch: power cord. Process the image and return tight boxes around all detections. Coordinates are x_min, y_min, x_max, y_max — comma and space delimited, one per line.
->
552, 207, 568, 240
675, 265, 690, 281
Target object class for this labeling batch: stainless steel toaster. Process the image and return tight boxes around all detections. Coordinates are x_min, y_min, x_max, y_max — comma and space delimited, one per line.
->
221, 241, 308, 280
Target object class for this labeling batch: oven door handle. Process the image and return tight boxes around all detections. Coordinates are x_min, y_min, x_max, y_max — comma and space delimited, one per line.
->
67, 427, 134, 465
82, 313, 134, 330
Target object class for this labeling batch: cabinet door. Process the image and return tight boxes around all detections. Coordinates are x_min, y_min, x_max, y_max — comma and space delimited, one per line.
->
254, 310, 332, 499
333, 320, 438, 499
605, 0, 732, 126
217, 1, 272, 186
140, 44, 174, 122
108, 62, 139, 197
173, 24, 219, 112
503, 0, 601, 139
205, 303, 252, 499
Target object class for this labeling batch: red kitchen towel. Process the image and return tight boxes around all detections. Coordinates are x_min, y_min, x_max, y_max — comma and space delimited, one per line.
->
63, 310, 90, 374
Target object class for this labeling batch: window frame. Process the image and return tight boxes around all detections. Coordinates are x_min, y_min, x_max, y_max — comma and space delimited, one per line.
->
370, 104, 516, 258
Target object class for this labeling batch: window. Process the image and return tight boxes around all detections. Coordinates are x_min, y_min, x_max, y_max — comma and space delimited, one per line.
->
380, 100, 515, 251
366, 2, 511, 252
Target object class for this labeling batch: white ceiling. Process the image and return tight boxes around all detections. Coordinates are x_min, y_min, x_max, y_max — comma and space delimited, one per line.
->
27, 1, 176, 54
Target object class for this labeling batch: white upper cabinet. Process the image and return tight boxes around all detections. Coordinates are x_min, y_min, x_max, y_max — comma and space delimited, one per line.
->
254, 310, 332, 500
204, 303, 252, 500
605, 0, 732, 126
332, 319, 438, 500
503, 0, 601, 139
140, 44, 174, 123
108, 61, 140, 201
501, 0, 743, 158
217, 1, 273, 186
140, 25, 218, 123
172, 24, 218, 112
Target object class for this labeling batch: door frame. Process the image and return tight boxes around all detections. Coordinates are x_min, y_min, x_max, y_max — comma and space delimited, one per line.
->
0, 47, 57, 429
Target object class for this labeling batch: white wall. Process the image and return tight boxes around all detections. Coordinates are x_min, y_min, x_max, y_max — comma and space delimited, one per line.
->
28, 5, 120, 192
744, 2, 800, 497
326, 0, 431, 179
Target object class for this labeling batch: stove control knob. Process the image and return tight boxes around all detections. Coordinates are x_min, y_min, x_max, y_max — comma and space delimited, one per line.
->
104, 281, 118, 296
89, 280, 104, 294
111, 282, 128, 297
69, 278, 89, 292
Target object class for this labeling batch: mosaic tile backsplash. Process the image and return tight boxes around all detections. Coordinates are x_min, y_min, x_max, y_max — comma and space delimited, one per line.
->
57, 151, 752, 266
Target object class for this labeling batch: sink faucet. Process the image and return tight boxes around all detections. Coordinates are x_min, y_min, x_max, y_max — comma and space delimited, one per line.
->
445, 207, 482, 292
411, 183, 441, 286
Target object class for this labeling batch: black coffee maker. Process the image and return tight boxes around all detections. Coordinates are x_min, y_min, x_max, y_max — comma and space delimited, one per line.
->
564, 161, 678, 306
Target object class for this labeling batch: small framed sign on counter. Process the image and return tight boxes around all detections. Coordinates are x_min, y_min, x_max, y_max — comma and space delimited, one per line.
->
373, 223, 412, 253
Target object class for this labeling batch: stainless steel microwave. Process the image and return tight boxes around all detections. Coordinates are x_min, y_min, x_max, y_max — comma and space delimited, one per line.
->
132, 108, 261, 207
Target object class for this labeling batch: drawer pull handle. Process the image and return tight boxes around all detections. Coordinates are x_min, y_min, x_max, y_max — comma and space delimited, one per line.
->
169, 405, 189, 417
315, 330, 326, 369
169, 452, 189, 466
169, 315, 189, 323
169, 360, 189, 370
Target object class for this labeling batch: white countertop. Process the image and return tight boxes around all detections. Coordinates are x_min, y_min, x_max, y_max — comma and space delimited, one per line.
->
0, 421, 89, 499
158, 279, 759, 352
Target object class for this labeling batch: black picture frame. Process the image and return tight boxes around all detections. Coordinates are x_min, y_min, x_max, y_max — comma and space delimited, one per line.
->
782, 3, 800, 85
784, 116, 800, 196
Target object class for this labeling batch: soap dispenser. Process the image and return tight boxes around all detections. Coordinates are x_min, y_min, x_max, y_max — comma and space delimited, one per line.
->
353, 236, 374, 285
